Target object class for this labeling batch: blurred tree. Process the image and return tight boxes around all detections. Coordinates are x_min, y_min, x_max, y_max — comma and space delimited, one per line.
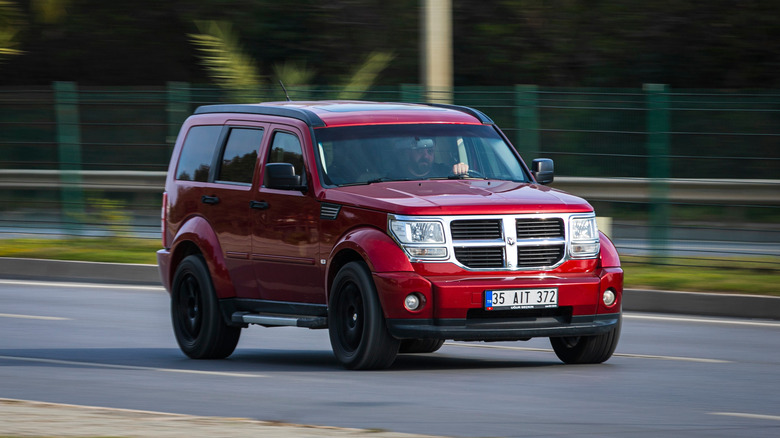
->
189, 18, 395, 99
0, 0, 777, 88
338, 51, 395, 99
30, 0, 68, 24
0, 1, 24, 63
272, 60, 316, 89
189, 20, 263, 102
453, 0, 780, 88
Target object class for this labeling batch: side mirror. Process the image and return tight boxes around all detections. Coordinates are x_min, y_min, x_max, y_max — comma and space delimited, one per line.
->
531, 158, 554, 185
265, 163, 306, 191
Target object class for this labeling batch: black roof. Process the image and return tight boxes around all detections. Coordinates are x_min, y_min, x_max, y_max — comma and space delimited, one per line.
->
193, 102, 494, 128
194, 104, 326, 127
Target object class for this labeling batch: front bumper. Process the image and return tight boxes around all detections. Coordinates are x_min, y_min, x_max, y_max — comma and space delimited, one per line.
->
387, 313, 620, 341
373, 265, 623, 341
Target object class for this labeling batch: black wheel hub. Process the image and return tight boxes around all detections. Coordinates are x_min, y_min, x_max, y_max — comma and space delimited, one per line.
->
178, 275, 202, 339
339, 282, 364, 351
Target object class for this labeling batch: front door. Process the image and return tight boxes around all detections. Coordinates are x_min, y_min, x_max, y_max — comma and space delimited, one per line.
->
251, 125, 323, 304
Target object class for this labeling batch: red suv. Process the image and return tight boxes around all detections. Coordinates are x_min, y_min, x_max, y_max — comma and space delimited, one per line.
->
157, 101, 623, 369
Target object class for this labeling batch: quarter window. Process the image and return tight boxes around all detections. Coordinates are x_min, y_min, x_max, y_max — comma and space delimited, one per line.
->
176, 125, 222, 182
265, 131, 306, 186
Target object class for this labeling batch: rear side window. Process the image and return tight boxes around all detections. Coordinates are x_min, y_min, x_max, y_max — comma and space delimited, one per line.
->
176, 125, 222, 182
217, 128, 263, 184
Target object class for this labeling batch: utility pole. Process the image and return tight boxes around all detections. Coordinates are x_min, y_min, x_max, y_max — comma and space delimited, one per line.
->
421, 0, 453, 103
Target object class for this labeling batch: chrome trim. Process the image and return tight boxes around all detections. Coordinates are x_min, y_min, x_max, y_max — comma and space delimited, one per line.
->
388, 212, 598, 271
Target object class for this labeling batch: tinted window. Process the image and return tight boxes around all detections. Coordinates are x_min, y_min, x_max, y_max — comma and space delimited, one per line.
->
176, 125, 222, 182
314, 124, 529, 185
265, 131, 306, 185
217, 128, 263, 184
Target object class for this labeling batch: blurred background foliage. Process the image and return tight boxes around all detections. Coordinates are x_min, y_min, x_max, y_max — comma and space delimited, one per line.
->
0, 0, 778, 89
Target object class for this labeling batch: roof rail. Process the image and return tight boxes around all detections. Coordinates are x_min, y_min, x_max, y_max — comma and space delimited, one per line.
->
194, 104, 326, 128
423, 103, 494, 124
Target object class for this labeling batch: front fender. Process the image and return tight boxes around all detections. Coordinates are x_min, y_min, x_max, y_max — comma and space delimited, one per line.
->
328, 227, 413, 276
170, 216, 236, 299
599, 231, 621, 268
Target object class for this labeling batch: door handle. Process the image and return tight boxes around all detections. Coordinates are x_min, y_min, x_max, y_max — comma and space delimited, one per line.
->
250, 200, 269, 210
201, 195, 220, 205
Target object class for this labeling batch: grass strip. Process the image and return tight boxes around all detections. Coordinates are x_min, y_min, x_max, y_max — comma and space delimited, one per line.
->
0, 238, 160, 264
0, 238, 778, 296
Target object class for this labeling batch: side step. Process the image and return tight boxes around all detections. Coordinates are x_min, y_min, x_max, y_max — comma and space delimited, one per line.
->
232, 312, 328, 329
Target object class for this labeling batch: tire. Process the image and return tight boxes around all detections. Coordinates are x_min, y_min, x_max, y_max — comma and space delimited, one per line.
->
171, 254, 241, 359
328, 261, 400, 370
550, 315, 621, 364
399, 339, 445, 354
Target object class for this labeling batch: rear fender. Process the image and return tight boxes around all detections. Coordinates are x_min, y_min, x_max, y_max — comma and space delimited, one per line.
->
170, 216, 236, 299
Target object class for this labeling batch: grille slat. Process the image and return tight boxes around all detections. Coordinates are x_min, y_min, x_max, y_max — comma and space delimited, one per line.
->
516, 218, 564, 238
517, 246, 565, 267
453, 247, 504, 268
451, 220, 502, 240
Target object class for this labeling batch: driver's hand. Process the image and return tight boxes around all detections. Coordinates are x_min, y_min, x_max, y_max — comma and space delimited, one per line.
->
452, 162, 469, 175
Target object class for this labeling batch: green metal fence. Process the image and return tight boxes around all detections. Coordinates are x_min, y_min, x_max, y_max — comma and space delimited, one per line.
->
1, 82, 778, 268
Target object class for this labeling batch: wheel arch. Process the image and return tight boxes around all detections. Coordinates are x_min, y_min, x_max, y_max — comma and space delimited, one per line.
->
325, 226, 413, 301
169, 216, 236, 299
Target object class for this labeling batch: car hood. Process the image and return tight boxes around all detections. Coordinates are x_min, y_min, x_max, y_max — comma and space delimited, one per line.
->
321, 180, 593, 216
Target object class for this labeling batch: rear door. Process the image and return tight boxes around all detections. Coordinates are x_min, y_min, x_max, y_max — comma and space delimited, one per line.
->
196, 122, 267, 298
251, 124, 323, 304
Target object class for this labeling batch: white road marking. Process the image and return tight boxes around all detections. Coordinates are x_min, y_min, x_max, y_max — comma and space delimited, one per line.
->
710, 412, 780, 422
0, 313, 71, 321
624, 313, 780, 328
0, 279, 165, 291
445, 342, 731, 363
0, 355, 265, 378
613, 353, 729, 363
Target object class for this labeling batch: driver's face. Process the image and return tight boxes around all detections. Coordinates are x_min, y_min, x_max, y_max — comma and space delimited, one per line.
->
408, 147, 434, 176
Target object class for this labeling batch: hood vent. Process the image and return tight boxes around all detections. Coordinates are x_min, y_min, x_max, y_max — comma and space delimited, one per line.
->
320, 203, 342, 220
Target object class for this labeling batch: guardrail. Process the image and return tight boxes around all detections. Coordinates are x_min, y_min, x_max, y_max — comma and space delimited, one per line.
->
2, 169, 778, 205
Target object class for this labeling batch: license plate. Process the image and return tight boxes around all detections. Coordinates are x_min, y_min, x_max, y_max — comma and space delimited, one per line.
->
485, 288, 558, 310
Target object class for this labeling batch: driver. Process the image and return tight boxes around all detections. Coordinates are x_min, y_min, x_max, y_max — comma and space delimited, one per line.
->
395, 137, 468, 179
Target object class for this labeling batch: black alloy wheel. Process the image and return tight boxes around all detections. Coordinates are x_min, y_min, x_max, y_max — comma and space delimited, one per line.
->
171, 255, 241, 359
328, 261, 400, 370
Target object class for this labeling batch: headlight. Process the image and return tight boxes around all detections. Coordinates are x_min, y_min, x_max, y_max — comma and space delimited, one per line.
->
389, 218, 447, 260
390, 220, 445, 244
570, 215, 600, 258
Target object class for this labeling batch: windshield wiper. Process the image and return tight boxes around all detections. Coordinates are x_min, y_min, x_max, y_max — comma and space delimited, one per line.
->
366, 177, 415, 184
337, 177, 406, 186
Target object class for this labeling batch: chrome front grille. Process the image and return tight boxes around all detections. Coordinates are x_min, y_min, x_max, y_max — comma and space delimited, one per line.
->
449, 215, 568, 270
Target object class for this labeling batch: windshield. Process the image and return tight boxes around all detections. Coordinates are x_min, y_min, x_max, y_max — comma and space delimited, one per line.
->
314, 124, 530, 186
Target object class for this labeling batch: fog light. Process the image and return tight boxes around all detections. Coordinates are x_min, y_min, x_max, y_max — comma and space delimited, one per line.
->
603, 288, 617, 307
404, 293, 422, 311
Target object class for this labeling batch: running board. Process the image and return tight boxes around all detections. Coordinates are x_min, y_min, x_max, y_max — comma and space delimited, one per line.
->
232, 312, 327, 329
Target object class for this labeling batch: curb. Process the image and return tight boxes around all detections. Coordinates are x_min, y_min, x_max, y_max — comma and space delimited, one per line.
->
1, 257, 778, 321
622, 289, 780, 321
0, 257, 161, 286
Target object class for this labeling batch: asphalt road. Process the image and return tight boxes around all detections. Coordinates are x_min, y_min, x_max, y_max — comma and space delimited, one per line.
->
2, 279, 779, 438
